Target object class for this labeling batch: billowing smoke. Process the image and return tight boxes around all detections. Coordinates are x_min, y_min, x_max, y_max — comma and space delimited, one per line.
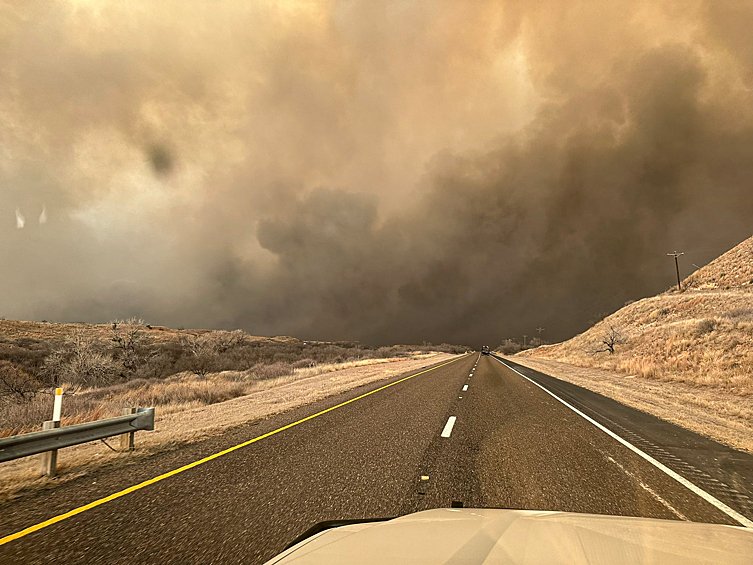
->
2, 1, 752, 344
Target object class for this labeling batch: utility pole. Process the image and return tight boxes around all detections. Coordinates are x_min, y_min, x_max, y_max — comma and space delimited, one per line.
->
536, 327, 545, 346
667, 251, 684, 291
523, 335, 527, 347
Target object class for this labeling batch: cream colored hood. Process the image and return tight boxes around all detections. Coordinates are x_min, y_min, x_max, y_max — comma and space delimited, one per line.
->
265, 508, 752, 565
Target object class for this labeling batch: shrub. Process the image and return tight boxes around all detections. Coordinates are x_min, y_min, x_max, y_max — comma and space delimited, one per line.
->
0, 362, 42, 402
110, 319, 151, 378
42, 331, 119, 388
497, 342, 522, 355
727, 308, 753, 322
291, 358, 317, 369
694, 318, 717, 336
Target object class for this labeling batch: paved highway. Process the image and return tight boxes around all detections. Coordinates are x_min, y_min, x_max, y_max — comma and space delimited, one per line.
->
1, 353, 751, 563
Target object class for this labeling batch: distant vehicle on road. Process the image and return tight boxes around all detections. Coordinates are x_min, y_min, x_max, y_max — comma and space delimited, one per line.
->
269, 508, 753, 564
481, 345, 490, 355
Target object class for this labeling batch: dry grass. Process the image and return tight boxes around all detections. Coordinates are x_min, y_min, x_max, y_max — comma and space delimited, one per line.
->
0, 319, 269, 344
0, 352, 457, 500
0, 355, 434, 438
518, 290, 753, 395
683, 235, 753, 291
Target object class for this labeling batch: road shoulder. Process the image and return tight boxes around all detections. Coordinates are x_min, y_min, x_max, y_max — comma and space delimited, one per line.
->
509, 356, 752, 454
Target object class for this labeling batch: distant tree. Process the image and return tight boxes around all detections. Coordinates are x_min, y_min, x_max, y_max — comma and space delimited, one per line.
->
497, 340, 522, 355
595, 325, 625, 355
182, 331, 247, 376
208, 330, 248, 353
110, 318, 149, 378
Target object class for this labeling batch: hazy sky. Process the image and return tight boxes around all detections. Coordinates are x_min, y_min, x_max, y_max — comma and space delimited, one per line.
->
2, 1, 752, 345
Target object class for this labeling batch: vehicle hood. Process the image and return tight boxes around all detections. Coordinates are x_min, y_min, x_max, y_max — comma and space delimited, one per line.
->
265, 508, 753, 565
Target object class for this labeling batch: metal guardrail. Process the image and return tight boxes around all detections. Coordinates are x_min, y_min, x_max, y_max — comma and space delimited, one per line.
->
0, 407, 155, 464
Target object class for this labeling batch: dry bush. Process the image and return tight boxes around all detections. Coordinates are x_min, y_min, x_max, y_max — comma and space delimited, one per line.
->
181, 330, 248, 375
0, 389, 112, 437
0, 362, 42, 402
0, 337, 52, 381
290, 358, 317, 369
375, 346, 400, 359
114, 377, 250, 408
417, 343, 467, 354
693, 318, 717, 336
208, 329, 247, 352
727, 308, 753, 322
0, 373, 253, 437
42, 331, 119, 388
497, 341, 522, 355
110, 318, 150, 377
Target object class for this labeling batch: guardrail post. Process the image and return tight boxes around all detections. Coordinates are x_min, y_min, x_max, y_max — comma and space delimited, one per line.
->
120, 407, 136, 451
40, 420, 60, 477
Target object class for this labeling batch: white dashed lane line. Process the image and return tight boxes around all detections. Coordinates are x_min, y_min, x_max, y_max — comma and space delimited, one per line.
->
441, 416, 457, 438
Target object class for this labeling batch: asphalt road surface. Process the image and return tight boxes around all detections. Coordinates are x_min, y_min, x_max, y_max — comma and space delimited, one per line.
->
1, 353, 751, 564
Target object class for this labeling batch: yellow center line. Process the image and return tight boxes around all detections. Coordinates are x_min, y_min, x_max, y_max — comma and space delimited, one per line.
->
0, 354, 469, 547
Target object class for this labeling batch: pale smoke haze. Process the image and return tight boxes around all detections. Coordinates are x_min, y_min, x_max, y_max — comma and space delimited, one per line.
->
1, 1, 752, 344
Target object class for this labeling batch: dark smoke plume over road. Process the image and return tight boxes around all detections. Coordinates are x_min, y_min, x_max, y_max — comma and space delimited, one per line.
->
2, 1, 752, 344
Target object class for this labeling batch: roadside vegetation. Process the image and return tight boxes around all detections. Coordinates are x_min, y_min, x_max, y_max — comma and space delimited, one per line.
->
519, 293, 753, 395
517, 234, 753, 396
0, 318, 466, 437
496, 340, 524, 355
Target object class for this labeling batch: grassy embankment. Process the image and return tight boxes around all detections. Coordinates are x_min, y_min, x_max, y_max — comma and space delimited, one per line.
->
514, 235, 753, 451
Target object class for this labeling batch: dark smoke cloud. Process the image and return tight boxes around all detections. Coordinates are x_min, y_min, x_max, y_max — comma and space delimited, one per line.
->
1, 1, 752, 345
148, 145, 173, 176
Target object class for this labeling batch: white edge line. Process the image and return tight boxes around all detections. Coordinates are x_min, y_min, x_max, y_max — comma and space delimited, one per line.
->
441, 416, 457, 438
493, 356, 753, 529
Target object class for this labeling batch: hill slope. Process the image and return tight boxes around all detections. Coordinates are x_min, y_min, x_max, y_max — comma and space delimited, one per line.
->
683, 236, 753, 291
0, 319, 274, 344
519, 235, 753, 395
513, 236, 753, 451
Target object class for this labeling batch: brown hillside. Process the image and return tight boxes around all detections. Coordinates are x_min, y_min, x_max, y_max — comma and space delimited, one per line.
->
519, 235, 753, 393
682, 235, 753, 291
0, 319, 272, 344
